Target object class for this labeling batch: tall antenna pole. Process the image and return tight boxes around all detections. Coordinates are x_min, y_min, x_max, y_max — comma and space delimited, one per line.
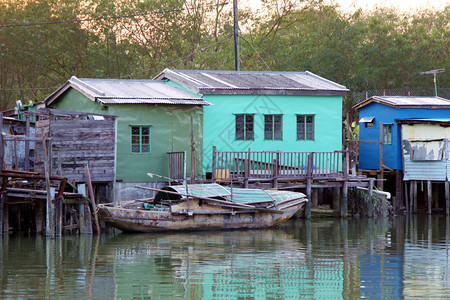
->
233, 0, 239, 71
420, 69, 445, 97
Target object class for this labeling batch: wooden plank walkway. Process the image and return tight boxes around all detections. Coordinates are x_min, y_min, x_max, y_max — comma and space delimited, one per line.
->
211, 147, 373, 218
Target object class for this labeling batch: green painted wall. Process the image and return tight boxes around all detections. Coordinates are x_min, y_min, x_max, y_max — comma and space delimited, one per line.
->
51, 88, 203, 182
201, 94, 343, 173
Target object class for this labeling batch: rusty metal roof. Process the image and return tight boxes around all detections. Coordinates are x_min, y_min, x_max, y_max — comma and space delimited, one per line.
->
354, 96, 450, 110
154, 69, 349, 96
154, 183, 306, 204
45, 76, 210, 106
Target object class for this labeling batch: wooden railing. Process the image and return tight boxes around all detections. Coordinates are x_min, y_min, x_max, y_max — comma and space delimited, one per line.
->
168, 151, 186, 181
211, 147, 349, 184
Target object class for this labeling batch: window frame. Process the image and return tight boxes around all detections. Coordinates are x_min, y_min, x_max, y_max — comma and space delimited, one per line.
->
130, 125, 151, 154
264, 114, 283, 141
383, 124, 392, 145
235, 114, 254, 141
296, 114, 315, 141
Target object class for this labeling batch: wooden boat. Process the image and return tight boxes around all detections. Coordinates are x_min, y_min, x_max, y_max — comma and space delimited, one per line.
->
97, 183, 308, 233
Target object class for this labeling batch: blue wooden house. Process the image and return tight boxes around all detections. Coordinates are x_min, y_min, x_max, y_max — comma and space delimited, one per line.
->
354, 96, 450, 213
355, 96, 450, 171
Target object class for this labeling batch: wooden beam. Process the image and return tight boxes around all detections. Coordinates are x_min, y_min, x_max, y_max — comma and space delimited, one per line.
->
445, 179, 449, 216
85, 164, 100, 234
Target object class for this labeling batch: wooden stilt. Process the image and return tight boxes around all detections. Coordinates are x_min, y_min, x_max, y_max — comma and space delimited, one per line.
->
368, 178, 374, 218
433, 183, 439, 211
77, 184, 92, 234
3, 203, 8, 235
35, 200, 44, 234
43, 138, 54, 238
305, 153, 313, 219
312, 188, 318, 208
332, 187, 340, 211
445, 179, 449, 216
404, 181, 409, 214
427, 180, 432, 215
395, 170, 402, 212
341, 181, 348, 217
55, 189, 62, 237
340, 151, 349, 217
0, 194, 3, 235
413, 181, 417, 213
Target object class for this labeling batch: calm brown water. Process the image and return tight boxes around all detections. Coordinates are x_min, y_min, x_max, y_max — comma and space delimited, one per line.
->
1, 215, 449, 299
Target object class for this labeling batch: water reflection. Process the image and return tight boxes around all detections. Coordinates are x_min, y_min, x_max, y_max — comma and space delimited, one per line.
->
0, 216, 449, 299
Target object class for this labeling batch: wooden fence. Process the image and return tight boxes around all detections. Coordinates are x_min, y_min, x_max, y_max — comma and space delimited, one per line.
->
211, 147, 349, 185
168, 151, 186, 181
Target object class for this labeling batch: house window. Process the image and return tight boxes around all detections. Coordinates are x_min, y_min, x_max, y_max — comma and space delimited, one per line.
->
383, 124, 392, 145
297, 115, 315, 140
264, 114, 283, 140
131, 126, 151, 153
360, 117, 374, 128
236, 114, 254, 140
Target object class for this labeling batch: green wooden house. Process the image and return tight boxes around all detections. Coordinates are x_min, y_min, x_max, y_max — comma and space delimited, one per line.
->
45, 76, 210, 201
155, 69, 349, 176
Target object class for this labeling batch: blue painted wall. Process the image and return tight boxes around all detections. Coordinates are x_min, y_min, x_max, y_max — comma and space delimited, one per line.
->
358, 103, 450, 170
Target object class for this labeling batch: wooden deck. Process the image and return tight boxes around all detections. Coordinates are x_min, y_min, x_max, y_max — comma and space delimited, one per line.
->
211, 147, 374, 218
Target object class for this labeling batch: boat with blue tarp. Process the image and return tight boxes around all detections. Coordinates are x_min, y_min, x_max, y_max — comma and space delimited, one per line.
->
97, 183, 308, 233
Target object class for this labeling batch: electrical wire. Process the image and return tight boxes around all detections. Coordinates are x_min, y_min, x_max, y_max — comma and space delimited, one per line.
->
118, 32, 233, 79
239, 32, 272, 71
0, 2, 228, 28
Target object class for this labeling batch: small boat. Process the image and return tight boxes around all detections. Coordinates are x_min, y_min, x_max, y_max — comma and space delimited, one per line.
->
97, 183, 308, 233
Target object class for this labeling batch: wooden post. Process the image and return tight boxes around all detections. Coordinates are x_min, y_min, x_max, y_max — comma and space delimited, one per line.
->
0, 114, 3, 235
85, 164, 100, 234
368, 178, 375, 218
312, 188, 318, 208
379, 121, 384, 191
445, 179, 449, 216
404, 181, 409, 214
13, 137, 18, 169
413, 180, 418, 213
0, 112, 4, 170
409, 180, 414, 213
211, 146, 217, 183
3, 202, 8, 235
395, 170, 402, 213
77, 183, 92, 234
340, 151, 349, 217
25, 115, 30, 171
272, 158, 279, 189
35, 200, 44, 234
332, 187, 340, 211
305, 153, 313, 219
433, 183, 439, 211
190, 116, 195, 184
43, 137, 54, 238
427, 180, 432, 215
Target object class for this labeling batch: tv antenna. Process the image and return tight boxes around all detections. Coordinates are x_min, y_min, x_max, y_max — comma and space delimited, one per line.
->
420, 69, 445, 97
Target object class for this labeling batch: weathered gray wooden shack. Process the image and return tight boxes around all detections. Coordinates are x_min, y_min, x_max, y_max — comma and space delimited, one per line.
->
0, 108, 117, 236
33, 108, 117, 199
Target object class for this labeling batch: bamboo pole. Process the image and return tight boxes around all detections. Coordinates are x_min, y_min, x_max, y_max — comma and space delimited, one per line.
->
85, 164, 100, 234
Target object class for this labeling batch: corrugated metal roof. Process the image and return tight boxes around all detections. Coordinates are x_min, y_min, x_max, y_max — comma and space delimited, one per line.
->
154, 183, 306, 204
154, 69, 349, 96
46, 76, 210, 106
354, 96, 450, 110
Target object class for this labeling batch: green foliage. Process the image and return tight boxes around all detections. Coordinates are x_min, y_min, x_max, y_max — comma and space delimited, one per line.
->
0, 0, 448, 111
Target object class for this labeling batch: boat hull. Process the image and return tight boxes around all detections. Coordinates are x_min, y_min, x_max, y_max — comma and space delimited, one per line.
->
98, 200, 306, 233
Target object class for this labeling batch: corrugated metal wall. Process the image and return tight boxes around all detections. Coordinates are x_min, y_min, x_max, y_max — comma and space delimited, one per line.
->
403, 158, 447, 181
401, 123, 450, 181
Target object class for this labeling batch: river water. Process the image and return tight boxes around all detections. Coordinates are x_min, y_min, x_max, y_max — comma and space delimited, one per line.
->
1, 215, 449, 299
